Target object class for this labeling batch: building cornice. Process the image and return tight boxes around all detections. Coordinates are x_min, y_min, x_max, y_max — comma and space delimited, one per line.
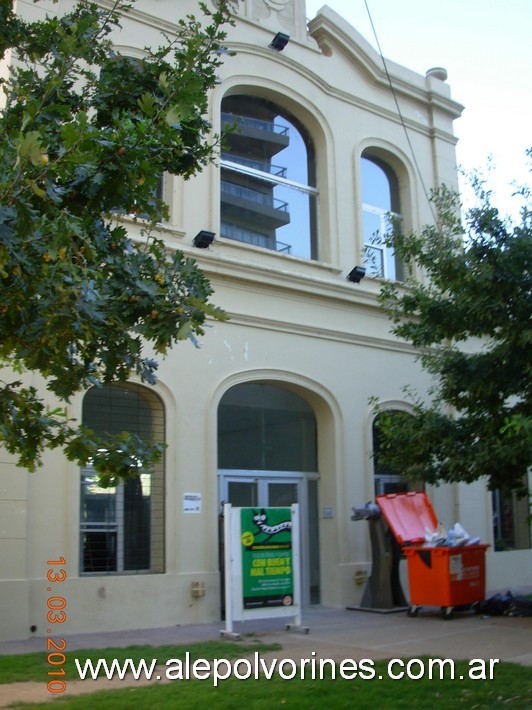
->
189, 246, 399, 333
128, 222, 402, 321
95, 0, 183, 35
215, 309, 418, 356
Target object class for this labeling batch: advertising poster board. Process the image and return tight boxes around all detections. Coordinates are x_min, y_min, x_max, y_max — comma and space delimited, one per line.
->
222, 504, 302, 635
240, 507, 294, 609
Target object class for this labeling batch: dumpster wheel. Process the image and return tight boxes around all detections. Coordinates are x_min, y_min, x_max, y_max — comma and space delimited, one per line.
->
407, 605, 420, 617
441, 606, 454, 620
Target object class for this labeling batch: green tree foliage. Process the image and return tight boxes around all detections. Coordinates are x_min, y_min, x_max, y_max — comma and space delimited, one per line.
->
0, 0, 235, 483
374, 171, 531, 494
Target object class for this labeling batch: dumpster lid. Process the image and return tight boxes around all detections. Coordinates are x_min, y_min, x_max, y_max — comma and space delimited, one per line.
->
376, 492, 438, 545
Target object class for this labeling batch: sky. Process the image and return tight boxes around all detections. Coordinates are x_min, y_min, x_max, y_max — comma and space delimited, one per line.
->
305, 0, 531, 220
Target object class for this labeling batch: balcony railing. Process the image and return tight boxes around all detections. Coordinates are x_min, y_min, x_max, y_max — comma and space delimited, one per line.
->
221, 112, 289, 136
221, 222, 292, 254
221, 180, 288, 212
221, 153, 287, 178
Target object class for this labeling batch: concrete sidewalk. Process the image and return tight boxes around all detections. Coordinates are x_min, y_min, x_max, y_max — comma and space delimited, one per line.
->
2, 606, 531, 662
1, 607, 531, 707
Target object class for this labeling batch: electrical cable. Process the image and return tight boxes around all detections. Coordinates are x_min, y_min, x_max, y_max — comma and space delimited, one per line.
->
363, 0, 438, 224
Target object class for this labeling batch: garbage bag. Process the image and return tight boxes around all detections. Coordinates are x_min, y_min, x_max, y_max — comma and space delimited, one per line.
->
436, 522, 472, 547
508, 595, 532, 617
475, 591, 514, 615
452, 522, 470, 546
425, 523, 448, 545
475, 591, 532, 616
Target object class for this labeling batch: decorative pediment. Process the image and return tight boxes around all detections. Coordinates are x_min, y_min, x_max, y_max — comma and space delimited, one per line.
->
264, 0, 291, 9
307, 6, 462, 117
308, 7, 399, 84
229, 0, 308, 40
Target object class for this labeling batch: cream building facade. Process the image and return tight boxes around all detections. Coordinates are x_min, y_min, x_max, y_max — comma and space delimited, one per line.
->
1, 0, 530, 641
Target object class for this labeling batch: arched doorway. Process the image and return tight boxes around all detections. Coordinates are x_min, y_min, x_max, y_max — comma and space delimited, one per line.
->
218, 383, 320, 606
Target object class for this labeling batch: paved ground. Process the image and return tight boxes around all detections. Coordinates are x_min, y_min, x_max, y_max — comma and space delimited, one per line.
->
1, 606, 531, 707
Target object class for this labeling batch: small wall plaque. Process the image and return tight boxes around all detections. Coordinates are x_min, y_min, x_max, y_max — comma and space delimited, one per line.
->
183, 493, 202, 513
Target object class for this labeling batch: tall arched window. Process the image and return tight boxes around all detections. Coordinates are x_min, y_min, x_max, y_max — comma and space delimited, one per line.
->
221, 95, 318, 260
98, 55, 164, 219
79, 383, 165, 574
372, 410, 421, 495
361, 154, 404, 281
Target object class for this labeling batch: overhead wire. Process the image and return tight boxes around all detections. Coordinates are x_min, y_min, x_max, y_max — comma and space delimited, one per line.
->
363, 0, 438, 224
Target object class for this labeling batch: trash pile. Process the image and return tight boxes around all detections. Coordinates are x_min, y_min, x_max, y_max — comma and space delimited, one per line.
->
424, 522, 481, 547
476, 590, 532, 617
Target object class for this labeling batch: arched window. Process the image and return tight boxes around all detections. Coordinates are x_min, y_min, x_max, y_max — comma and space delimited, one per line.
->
79, 383, 165, 574
98, 55, 164, 219
372, 411, 421, 495
220, 95, 318, 260
361, 154, 404, 281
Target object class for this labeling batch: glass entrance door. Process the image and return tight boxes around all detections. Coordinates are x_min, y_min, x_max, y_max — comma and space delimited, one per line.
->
221, 476, 299, 510
226, 479, 258, 508
268, 481, 298, 507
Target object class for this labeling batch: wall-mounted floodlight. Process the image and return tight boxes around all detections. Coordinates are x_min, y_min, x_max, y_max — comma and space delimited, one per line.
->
269, 32, 290, 52
347, 266, 366, 284
193, 230, 215, 249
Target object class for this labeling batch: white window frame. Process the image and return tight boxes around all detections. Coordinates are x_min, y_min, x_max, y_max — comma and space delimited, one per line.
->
363, 204, 402, 280
221, 159, 318, 197
80, 464, 159, 575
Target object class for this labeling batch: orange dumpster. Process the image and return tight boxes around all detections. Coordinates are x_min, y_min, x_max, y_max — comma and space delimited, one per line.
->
376, 492, 489, 619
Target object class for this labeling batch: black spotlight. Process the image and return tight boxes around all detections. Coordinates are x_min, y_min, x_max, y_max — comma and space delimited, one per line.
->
269, 32, 290, 52
347, 266, 366, 284
193, 230, 215, 249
